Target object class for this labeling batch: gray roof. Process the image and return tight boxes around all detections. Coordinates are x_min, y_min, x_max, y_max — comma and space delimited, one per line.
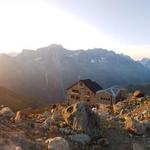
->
97, 86, 123, 97
67, 79, 103, 93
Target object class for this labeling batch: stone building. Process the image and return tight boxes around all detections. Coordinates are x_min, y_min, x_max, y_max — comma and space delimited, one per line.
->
67, 79, 102, 105
96, 86, 126, 105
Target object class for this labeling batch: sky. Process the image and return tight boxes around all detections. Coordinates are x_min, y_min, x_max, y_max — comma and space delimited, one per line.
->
0, 0, 150, 60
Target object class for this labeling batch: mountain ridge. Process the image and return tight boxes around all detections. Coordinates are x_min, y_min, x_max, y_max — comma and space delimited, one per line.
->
0, 44, 150, 102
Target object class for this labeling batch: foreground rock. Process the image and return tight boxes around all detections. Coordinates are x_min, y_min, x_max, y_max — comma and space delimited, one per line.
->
133, 91, 144, 98
97, 138, 109, 146
0, 107, 15, 119
125, 117, 148, 135
69, 133, 91, 145
0, 131, 43, 150
15, 111, 27, 124
63, 101, 101, 138
45, 137, 70, 150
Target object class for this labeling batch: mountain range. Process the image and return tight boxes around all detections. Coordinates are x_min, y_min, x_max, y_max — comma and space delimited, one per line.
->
0, 44, 150, 102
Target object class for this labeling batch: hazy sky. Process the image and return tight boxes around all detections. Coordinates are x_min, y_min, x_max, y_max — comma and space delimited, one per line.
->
0, 0, 150, 60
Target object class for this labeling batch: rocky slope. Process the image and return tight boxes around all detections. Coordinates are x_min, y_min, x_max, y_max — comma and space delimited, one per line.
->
0, 95, 149, 150
0, 86, 48, 111
1, 44, 150, 102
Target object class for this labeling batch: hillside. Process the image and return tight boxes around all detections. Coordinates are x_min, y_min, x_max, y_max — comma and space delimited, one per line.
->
1, 44, 150, 102
0, 86, 48, 111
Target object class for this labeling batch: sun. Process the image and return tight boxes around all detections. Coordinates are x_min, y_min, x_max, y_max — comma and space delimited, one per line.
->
0, 0, 115, 53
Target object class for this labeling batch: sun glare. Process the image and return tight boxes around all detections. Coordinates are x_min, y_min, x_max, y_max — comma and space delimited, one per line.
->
0, 0, 118, 53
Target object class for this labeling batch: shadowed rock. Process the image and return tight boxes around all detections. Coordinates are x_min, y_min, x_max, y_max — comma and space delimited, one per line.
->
63, 101, 101, 138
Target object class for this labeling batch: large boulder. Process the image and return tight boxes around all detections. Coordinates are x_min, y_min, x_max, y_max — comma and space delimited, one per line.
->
142, 120, 150, 135
125, 117, 145, 135
69, 133, 91, 145
45, 137, 70, 150
133, 91, 144, 98
63, 101, 101, 138
0, 107, 15, 119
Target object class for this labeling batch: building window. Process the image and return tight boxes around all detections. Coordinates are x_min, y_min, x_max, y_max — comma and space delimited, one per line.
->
100, 97, 110, 101
71, 95, 75, 99
76, 96, 80, 100
87, 91, 90, 95
72, 89, 79, 93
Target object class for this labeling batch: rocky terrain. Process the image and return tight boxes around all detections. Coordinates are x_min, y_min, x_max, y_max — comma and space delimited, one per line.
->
0, 93, 149, 150
0, 86, 48, 111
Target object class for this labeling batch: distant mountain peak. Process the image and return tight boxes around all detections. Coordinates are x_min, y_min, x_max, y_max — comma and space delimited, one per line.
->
140, 58, 150, 68
48, 44, 64, 49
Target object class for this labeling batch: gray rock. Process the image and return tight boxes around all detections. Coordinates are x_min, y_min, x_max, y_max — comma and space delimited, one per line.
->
0, 107, 15, 119
51, 112, 64, 122
45, 137, 70, 150
125, 117, 146, 135
113, 102, 126, 115
97, 138, 109, 146
132, 142, 145, 150
14, 146, 23, 150
42, 117, 52, 129
59, 127, 74, 135
69, 133, 91, 145
63, 101, 101, 138
42, 111, 51, 118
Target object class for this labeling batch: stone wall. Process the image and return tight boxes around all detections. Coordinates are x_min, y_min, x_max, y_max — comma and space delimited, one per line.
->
67, 81, 96, 105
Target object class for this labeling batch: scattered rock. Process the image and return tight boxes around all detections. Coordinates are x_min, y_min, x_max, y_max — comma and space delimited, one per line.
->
97, 138, 109, 146
113, 102, 126, 115
59, 122, 68, 128
42, 117, 53, 129
125, 117, 145, 135
59, 127, 74, 135
69, 133, 91, 145
133, 91, 144, 98
132, 142, 144, 150
35, 138, 43, 143
14, 146, 24, 150
51, 112, 64, 122
42, 111, 51, 118
45, 137, 70, 150
15, 111, 24, 123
